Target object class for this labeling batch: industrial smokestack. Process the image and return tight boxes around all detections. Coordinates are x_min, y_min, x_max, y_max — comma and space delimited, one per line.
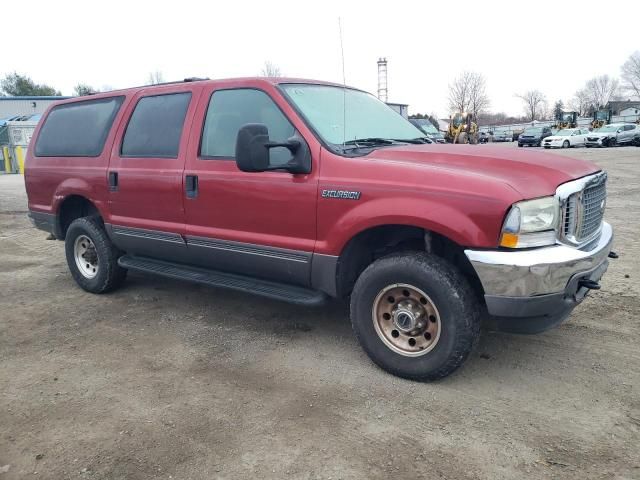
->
377, 58, 388, 102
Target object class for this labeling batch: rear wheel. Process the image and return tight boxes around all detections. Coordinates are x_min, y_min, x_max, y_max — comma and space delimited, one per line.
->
518, 143, 523, 147
562, 140, 570, 148
350, 252, 480, 381
64, 217, 127, 293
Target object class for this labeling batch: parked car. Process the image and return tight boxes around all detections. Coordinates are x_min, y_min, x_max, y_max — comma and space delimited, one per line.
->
492, 130, 511, 142
24, 77, 614, 381
409, 118, 446, 143
518, 126, 553, 147
585, 123, 640, 147
478, 131, 490, 143
542, 128, 589, 149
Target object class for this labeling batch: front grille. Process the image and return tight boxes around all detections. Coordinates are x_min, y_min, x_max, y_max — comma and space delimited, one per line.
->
587, 137, 599, 141
562, 178, 606, 243
579, 183, 607, 239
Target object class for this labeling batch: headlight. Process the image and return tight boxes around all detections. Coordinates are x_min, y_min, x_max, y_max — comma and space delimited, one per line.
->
500, 196, 558, 248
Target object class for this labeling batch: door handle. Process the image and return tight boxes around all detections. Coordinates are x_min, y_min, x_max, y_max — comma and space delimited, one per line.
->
185, 175, 198, 199
108, 171, 118, 192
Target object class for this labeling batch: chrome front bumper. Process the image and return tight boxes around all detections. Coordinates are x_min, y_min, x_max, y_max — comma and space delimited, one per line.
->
464, 222, 613, 331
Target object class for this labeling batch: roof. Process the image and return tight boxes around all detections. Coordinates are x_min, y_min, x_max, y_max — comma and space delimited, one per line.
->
79, 77, 356, 97
606, 100, 640, 108
0, 96, 71, 101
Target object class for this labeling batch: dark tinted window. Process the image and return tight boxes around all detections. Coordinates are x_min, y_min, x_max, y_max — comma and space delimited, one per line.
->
35, 96, 124, 157
624, 125, 635, 131
200, 89, 295, 164
121, 92, 191, 158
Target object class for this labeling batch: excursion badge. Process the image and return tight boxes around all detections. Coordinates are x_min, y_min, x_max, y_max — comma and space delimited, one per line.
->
321, 189, 361, 200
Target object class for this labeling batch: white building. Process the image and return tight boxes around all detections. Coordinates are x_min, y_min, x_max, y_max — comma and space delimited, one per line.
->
0, 96, 69, 119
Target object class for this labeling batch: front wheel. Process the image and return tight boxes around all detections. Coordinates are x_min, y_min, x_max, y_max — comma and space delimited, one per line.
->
608, 137, 616, 147
65, 217, 127, 293
562, 140, 570, 148
350, 252, 481, 381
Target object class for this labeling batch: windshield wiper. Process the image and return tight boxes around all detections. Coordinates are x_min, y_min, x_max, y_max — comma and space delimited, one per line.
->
391, 137, 431, 144
343, 137, 397, 146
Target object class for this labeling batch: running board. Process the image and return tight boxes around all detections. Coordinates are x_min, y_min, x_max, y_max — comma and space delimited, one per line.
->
118, 255, 328, 306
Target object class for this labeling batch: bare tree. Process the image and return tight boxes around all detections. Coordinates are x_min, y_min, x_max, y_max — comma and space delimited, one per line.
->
568, 88, 591, 116
74, 83, 99, 96
147, 71, 165, 85
448, 71, 489, 117
516, 90, 547, 121
584, 75, 620, 109
261, 61, 282, 77
621, 51, 640, 99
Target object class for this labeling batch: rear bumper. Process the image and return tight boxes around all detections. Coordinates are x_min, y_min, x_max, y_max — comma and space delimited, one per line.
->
464, 222, 613, 333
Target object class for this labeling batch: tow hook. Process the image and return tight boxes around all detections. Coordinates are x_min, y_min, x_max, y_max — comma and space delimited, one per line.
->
608, 251, 619, 259
579, 279, 601, 290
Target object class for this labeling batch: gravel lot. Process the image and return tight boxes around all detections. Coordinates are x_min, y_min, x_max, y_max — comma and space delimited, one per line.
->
1, 144, 639, 480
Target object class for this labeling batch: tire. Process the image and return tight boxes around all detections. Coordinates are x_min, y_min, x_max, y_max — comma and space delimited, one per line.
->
544, 146, 550, 149
64, 217, 127, 294
608, 137, 616, 147
562, 140, 570, 149
518, 143, 523, 147
458, 132, 468, 144
350, 252, 481, 381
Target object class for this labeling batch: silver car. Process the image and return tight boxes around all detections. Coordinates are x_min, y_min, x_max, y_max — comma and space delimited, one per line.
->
585, 123, 640, 147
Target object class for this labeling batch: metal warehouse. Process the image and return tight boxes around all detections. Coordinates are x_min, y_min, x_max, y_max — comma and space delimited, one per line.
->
0, 96, 69, 118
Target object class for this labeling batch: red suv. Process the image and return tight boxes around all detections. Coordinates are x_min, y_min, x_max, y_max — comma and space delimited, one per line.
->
25, 77, 614, 380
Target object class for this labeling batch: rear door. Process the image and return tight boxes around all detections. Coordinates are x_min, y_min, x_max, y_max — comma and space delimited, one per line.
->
107, 85, 200, 261
623, 124, 636, 143
182, 83, 320, 286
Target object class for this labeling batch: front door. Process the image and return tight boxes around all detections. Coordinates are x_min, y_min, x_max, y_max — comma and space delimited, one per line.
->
107, 85, 200, 261
183, 85, 319, 286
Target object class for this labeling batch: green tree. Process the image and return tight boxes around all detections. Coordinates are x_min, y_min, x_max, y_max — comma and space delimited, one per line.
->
74, 83, 99, 96
0, 72, 61, 96
553, 100, 564, 120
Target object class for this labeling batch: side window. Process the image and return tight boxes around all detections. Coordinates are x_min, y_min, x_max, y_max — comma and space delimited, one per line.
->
35, 96, 124, 157
121, 92, 191, 158
624, 125, 635, 131
200, 89, 295, 165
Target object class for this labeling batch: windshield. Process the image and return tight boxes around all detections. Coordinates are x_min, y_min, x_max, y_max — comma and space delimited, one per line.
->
411, 120, 439, 134
281, 84, 424, 147
596, 125, 618, 132
524, 127, 542, 135
556, 129, 575, 136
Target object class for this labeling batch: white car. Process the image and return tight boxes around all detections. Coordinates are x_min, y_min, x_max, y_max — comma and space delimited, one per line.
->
542, 128, 589, 149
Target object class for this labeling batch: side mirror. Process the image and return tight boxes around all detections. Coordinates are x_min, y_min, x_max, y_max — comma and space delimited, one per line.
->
235, 123, 311, 174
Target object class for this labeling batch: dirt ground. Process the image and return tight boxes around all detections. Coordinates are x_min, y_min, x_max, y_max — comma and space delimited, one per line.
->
1, 143, 639, 480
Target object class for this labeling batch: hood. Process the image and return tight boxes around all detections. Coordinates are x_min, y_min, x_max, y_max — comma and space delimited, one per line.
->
367, 144, 600, 199
588, 131, 610, 137
544, 135, 565, 141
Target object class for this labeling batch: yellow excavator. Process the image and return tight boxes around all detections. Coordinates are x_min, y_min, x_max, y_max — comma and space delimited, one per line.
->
591, 110, 612, 129
446, 112, 478, 144
553, 111, 578, 130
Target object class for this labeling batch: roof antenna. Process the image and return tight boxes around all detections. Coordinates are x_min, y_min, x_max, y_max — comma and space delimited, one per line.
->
338, 17, 347, 145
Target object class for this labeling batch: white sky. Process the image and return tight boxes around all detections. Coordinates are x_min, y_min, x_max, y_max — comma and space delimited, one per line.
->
4, 0, 639, 117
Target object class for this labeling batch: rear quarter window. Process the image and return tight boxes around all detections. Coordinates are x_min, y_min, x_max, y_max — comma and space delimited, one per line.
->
35, 96, 124, 157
